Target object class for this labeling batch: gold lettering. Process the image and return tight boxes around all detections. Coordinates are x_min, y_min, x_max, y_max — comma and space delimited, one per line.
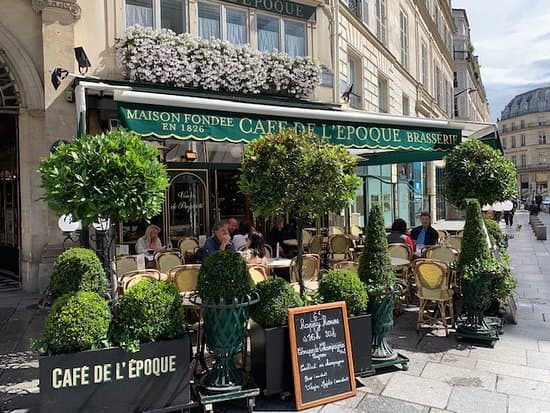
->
392, 128, 401, 142
126, 109, 138, 120
406, 132, 414, 142
239, 118, 253, 134
52, 368, 63, 389
321, 124, 331, 139
336, 125, 347, 140
346, 125, 355, 140
370, 127, 381, 142
253, 120, 266, 134
296, 4, 303, 17
267, 120, 278, 133
355, 126, 368, 140
162, 123, 176, 131
306, 122, 316, 134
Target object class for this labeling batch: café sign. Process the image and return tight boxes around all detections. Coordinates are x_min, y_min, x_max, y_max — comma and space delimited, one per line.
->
118, 102, 462, 152
220, 0, 316, 21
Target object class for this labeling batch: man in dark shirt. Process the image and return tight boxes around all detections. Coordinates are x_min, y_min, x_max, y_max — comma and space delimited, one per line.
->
268, 217, 286, 257
203, 221, 236, 257
535, 193, 543, 212
410, 211, 439, 247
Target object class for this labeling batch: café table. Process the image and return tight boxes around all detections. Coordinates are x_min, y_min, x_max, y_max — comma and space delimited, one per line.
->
390, 257, 410, 267
432, 220, 465, 235
283, 239, 298, 247
266, 258, 292, 269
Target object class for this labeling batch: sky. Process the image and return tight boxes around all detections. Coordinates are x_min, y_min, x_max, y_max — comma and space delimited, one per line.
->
453, 0, 550, 121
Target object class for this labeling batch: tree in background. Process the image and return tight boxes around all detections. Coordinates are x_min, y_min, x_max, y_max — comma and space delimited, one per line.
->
442, 139, 517, 209
240, 129, 360, 294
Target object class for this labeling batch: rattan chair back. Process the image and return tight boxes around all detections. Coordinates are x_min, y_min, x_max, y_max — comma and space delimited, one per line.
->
290, 254, 320, 283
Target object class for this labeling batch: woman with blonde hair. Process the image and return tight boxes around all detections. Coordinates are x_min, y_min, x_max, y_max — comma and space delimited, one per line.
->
135, 224, 163, 254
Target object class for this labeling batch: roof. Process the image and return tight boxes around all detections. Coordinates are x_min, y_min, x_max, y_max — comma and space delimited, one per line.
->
501, 86, 550, 120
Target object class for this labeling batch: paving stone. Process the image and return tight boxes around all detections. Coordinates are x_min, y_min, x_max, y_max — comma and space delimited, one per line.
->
356, 373, 393, 395
496, 375, 550, 401
527, 349, 550, 369
428, 409, 454, 413
467, 345, 527, 366
420, 362, 496, 391
394, 350, 443, 377
440, 353, 478, 369
508, 395, 550, 413
382, 373, 452, 409
356, 393, 429, 413
332, 392, 366, 409
476, 359, 550, 383
446, 386, 507, 413
538, 340, 550, 353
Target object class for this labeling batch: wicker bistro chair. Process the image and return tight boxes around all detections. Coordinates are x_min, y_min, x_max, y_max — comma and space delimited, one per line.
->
309, 235, 323, 255
290, 254, 320, 283
120, 269, 163, 294
424, 245, 460, 291
178, 237, 200, 261
447, 235, 463, 252
247, 264, 269, 286
263, 244, 273, 259
333, 261, 359, 272
327, 234, 353, 267
115, 255, 139, 278
413, 259, 454, 336
155, 251, 183, 274
302, 229, 313, 252
436, 230, 449, 246
169, 265, 200, 293
388, 243, 413, 303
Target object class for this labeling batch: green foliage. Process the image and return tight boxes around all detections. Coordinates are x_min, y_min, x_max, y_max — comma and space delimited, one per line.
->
484, 218, 507, 250
250, 278, 303, 328
457, 200, 492, 273
49, 248, 107, 299
318, 269, 368, 315
442, 140, 517, 209
358, 205, 397, 298
197, 251, 251, 304
34, 291, 111, 355
239, 129, 360, 220
111, 279, 185, 352
39, 129, 169, 224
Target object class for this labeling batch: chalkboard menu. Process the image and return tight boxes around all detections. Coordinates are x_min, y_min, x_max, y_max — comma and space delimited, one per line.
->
288, 302, 356, 410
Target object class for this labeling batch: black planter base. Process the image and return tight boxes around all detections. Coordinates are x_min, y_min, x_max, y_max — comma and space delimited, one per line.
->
372, 353, 409, 371
197, 374, 260, 413
455, 318, 500, 347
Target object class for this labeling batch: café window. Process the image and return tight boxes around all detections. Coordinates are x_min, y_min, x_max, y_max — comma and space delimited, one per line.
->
125, 0, 187, 33
258, 15, 306, 57
197, 2, 249, 44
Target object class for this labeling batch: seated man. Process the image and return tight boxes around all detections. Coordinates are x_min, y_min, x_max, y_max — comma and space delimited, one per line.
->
410, 211, 439, 249
203, 221, 236, 257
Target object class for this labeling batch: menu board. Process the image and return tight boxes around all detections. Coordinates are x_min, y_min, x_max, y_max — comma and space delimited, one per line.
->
288, 302, 356, 410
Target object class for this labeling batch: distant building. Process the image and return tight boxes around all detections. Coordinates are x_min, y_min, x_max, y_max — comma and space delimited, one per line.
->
451, 8, 490, 122
499, 87, 550, 201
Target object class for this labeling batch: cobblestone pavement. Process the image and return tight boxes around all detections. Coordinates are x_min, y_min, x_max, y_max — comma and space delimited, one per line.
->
1, 210, 550, 412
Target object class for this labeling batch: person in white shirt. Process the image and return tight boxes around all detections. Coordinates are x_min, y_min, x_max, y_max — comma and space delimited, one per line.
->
233, 222, 252, 250
135, 224, 163, 254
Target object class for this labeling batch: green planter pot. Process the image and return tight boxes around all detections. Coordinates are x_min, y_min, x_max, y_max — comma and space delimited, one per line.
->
202, 294, 259, 391
368, 295, 397, 361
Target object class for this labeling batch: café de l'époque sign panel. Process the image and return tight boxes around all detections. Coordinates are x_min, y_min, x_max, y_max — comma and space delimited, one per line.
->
118, 102, 462, 152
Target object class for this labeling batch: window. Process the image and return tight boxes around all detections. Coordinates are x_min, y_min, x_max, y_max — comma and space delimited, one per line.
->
362, 0, 369, 25
402, 94, 410, 116
511, 155, 516, 166
454, 96, 459, 117
520, 154, 526, 168
198, 2, 221, 39
375, 0, 387, 45
511, 122, 516, 131
399, 10, 409, 69
540, 131, 547, 144
126, 0, 186, 33
502, 137, 507, 149
378, 76, 388, 113
520, 120, 525, 129
197, 3, 249, 44
434, 64, 442, 107
521, 134, 526, 146
226, 8, 248, 44
257, 15, 306, 57
511, 135, 516, 148
348, 56, 361, 108
539, 153, 546, 165
421, 41, 428, 87
453, 72, 458, 88
539, 117, 545, 126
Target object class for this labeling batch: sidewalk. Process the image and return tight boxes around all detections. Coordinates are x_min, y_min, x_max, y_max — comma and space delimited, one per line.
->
1, 211, 550, 412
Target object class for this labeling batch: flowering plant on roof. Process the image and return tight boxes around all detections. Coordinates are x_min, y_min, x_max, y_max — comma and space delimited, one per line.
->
115, 26, 320, 98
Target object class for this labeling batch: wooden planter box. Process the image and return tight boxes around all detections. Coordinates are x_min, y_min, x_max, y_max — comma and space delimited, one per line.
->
39, 336, 191, 413
249, 313, 373, 396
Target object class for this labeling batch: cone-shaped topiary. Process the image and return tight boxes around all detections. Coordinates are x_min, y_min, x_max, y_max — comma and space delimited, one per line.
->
250, 278, 303, 328
484, 218, 507, 251
319, 269, 368, 315
457, 199, 492, 273
358, 205, 396, 298
197, 250, 251, 304
34, 291, 111, 354
49, 248, 107, 299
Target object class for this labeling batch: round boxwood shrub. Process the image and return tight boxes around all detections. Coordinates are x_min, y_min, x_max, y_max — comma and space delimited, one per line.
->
250, 278, 303, 328
111, 279, 186, 352
35, 291, 111, 354
319, 269, 368, 315
197, 251, 251, 304
49, 248, 107, 299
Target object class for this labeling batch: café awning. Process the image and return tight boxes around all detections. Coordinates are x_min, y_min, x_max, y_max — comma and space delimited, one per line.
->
113, 89, 501, 164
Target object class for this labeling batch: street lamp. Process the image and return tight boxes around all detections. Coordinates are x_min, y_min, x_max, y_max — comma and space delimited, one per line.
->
454, 88, 477, 97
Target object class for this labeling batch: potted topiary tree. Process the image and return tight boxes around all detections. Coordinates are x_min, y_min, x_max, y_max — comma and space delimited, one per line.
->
34, 279, 191, 413
456, 200, 508, 345
249, 278, 303, 396
48, 247, 107, 300
39, 129, 168, 290
240, 129, 360, 294
318, 269, 373, 376
197, 250, 258, 391
358, 205, 407, 370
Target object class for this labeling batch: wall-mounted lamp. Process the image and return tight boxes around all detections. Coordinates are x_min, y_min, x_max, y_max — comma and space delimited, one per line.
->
341, 84, 354, 102
74, 47, 91, 74
51, 67, 69, 90
183, 150, 198, 161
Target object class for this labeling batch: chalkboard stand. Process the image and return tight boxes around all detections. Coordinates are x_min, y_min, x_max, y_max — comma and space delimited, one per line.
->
372, 353, 409, 371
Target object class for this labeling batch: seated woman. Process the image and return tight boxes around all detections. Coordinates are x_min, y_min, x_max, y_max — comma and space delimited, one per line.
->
386, 218, 415, 252
135, 224, 164, 255
244, 232, 267, 265
233, 221, 253, 250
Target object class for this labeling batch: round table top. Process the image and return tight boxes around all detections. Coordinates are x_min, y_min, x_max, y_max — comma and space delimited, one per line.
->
266, 258, 292, 268
390, 257, 410, 266
283, 239, 298, 246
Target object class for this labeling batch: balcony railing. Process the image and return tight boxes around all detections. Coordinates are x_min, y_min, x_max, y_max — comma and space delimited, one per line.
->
343, 0, 363, 21
453, 50, 471, 61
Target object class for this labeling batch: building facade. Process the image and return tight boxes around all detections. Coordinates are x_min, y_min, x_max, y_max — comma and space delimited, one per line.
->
499, 87, 550, 202
451, 8, 489, 123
